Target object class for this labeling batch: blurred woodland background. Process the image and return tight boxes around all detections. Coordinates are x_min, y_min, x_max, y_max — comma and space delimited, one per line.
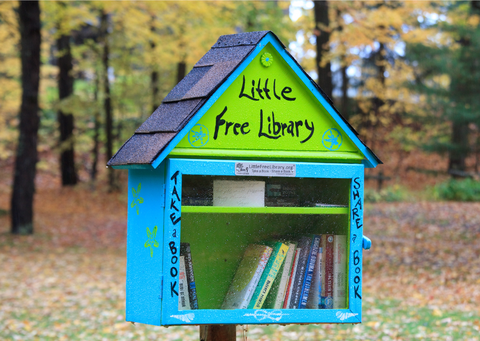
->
1, 1, 480, 340
3, 0, 480, 232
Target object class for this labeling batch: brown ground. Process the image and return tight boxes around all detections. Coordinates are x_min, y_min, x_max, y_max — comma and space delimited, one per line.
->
0, 149, 479, 340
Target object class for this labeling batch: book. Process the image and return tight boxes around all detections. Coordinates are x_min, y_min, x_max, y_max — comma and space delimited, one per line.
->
248, 242, 289, 309
178, 256, 191, 310
306, 245, 322, 309
270, 242, 297, 309
262, 243, 289, 310
333, 235, 347, 309
320, 234, 334, 309
180, 243, 198, 309
283, 248, 300, 309
299, 235, 321, 309
222, 244, 272, 309
261, 259, 285, 310
289, 236, 314, 309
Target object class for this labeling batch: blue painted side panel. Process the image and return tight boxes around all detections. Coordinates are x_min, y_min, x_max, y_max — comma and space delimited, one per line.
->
348, 169, 364, 323
162, 160, 183, 324
126, 166, 165, 325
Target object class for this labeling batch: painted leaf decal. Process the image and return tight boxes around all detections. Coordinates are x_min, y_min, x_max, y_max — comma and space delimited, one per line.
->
132, 187, 136, 195
138, 197, 144, 204
131, 201, 136, 208
153, 240, 159, 247
146, 227, 152, 238
137, 183, 141, 192
144, 241, 150, 247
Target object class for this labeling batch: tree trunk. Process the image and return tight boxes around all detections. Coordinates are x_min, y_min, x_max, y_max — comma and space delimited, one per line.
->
151, 68, 159, 112
370, 41, 386, 151
11, 1, 41, 235
150, 19, 160, 112
90, 70, 100, 183
101, 10, 116, 191
57, 28, 78, 186
176, 61, 186, 85
336, 7, 349, 119
314, 0, 333, 99
340, 60, 349, 119
448, 120, 469, 174
447, 1, 479, 175
475, 129, 480, 174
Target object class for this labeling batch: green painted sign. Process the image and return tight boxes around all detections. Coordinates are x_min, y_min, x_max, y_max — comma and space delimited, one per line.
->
173, 43, 362, 161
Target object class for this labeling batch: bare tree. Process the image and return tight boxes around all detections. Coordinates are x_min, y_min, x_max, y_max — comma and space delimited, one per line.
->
314, 0, 333, 99
100, 10, 116, 191
57, 3, 78, 186
11, 1, 41, 234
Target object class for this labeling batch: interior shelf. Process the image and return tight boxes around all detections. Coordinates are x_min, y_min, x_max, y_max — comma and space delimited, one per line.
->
181, 206, 349, 215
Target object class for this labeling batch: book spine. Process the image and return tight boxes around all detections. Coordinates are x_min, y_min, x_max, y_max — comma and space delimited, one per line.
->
274, 243, 296, 309
264, 243, 295, 309
181, 243, 198, 309
299, 235, 321, 309
250, 243, 289, 309
333, 235, 347, 309
241, 247, 272, 309
289, 237, 311, 309
317, 246, 323, 309
262, 261, 284, 309
306, 246, 322, 309
178, 256, 191, 310
321, 235, 334, 309
283, 248, 300, 309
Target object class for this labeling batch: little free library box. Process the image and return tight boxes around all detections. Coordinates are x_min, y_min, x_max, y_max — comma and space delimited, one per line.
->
108, 31, 381, 327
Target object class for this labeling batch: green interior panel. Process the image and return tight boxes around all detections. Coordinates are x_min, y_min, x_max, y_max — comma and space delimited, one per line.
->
174, 43, 362, 159
181, 213, 348, 310
180, 175, 351, 310
182, 175, 350, 207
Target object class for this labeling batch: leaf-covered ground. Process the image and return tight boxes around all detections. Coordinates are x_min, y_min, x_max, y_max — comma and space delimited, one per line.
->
1, 181, 479, 340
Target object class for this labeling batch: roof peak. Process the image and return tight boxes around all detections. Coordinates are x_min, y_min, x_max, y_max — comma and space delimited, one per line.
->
212, 31, 271, 48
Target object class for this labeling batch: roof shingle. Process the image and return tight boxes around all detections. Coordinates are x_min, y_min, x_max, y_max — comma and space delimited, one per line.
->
135, 98, 205, 134
107, 133, 176, 166
162, 66, 212, 103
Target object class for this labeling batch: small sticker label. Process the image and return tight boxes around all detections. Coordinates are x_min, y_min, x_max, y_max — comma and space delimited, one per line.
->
235, 162, 296, 177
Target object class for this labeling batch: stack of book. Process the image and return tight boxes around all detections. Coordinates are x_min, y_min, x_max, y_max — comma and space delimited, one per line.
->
222, 235, 347, 310
178, 243, 199, 310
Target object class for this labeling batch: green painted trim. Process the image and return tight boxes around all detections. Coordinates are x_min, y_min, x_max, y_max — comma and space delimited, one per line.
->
169, 148, 364, 163
181, 206, 349, 215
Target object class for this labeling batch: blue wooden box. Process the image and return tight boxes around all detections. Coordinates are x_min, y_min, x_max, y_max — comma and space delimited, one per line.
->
108, 31, 381, 326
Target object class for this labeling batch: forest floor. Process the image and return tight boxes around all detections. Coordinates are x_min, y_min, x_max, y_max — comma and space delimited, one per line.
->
0, 162, 479, 341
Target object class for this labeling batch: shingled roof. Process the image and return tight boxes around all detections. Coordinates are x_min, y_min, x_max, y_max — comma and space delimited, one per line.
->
108, 31, 381, 168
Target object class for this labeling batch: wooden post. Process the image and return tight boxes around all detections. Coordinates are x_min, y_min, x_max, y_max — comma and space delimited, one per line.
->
377, 170, 384, 191
200, 325, 236, 341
